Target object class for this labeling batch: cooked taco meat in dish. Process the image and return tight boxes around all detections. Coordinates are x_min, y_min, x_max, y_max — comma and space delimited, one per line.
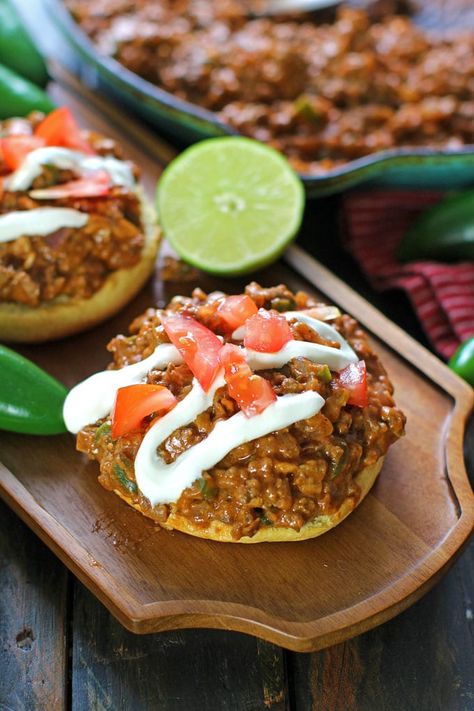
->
0, 111, 146, 307
70, 283, 406, 541
65, 1, 474, 173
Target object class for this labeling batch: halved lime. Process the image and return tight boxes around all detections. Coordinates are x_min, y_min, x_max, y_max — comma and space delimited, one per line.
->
156, 137, 305, 275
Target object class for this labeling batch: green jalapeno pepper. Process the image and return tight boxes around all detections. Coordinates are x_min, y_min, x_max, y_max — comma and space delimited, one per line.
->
0, 63, 55, 120
0, 345, 67, 434
0, 0, 48, 87
448, 337, 474, 388
398, 190, 474, 263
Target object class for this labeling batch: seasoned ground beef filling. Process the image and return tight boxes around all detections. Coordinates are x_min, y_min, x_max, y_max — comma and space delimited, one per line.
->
77, 283, 406, 540
0, 114, 145, 307
66, 1, 474, 173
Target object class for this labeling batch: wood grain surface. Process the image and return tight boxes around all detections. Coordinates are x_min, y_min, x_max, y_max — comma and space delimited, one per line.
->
1, 490, 473, 710
0, 502, 68, 711
0, 29, 472, 705
0, 71, 472, 655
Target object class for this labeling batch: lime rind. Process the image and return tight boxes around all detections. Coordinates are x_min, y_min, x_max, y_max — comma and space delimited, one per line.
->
156, 137, 304, 275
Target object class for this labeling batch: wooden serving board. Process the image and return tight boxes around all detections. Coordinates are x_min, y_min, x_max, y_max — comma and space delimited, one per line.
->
0, 69, 473, 653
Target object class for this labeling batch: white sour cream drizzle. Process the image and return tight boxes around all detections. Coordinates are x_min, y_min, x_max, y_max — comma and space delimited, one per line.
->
3, 146, 135, 243
63, 311, 357, 505
63, 343, 183, 433
0, 208, 88, 243
235, 311, 357, 372
136, 389, 324, 505
4, 147, 135, 192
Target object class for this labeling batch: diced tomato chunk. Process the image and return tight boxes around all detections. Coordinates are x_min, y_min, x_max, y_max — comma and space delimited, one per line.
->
243, 308, 293, 353
219, 343, 276, 417
219, 342, 247, 371
35, 107, 94, 154
162, 315, 223, 391
338, 360, 368, 407
1, 135, 46, 171
217, 294, 258, 331
111, 384, 177, 439
29, 170, 111, 199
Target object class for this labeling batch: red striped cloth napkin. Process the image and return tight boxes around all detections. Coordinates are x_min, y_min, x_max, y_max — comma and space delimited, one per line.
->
342, 189, 474, 359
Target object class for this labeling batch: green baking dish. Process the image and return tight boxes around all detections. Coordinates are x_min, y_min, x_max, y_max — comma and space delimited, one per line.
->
48, 0, 474, 197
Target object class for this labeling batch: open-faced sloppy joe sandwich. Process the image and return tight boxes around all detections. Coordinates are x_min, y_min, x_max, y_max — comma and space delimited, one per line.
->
64, 282, 406, 543
0, 107, 160, 342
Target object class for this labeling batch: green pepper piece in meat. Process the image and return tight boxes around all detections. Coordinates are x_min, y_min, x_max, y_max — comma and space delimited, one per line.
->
398, 190, 474, 263
94, 421, 111, 442
269, 296, 297, 312
0, 63, 55, 119
198, 476, 217, 500
0, 345, 67, 434
0, 0, 48, 86
293, 95, 323, 124
318, 364, 332, 383
448, 337, 474, 388
113, 464, 138, 494
328, 440, 349, 479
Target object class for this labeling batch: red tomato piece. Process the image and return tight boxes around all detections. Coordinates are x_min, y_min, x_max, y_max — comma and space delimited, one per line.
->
162, 315, 223, 391
219, 343, 276, 417
29, 170, 111, 199
243, 309, 293, 353
1, 135, 46, 171
111, 384, 177, 439
35, 107, 94, 154
217, 294, 258, 331
219, 342, 247, 371
339, 360, 368, 407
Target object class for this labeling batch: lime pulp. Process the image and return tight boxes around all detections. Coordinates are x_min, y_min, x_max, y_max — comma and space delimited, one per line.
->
156, 137, 305, 275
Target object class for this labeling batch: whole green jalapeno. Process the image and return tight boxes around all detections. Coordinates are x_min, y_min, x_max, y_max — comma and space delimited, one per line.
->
0, 345, 67, 435
0, 63, 55, 119
0, 0, 48, 86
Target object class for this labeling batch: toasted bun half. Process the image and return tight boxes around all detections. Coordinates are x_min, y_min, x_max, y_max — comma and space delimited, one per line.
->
112, 456, 384, 544
0, 189, 161, 343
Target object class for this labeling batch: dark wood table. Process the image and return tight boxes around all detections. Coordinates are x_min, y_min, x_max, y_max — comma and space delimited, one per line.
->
1, 3, 473, 709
